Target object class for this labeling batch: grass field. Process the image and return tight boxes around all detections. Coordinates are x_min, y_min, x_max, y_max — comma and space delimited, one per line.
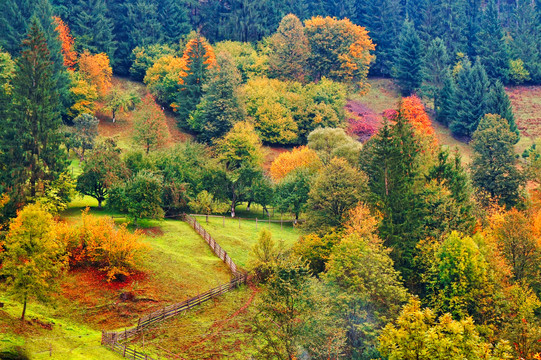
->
191, 215, 301, 269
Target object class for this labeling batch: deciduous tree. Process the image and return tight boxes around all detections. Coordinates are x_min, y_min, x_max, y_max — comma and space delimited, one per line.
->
78, 50, 112, 98
269, 146, 322, 181
53, 16, 77, 70
132, 94, 170, 154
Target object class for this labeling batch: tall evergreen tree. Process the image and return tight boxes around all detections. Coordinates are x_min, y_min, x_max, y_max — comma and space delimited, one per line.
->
0, 20, 67, 209
0, 0, 33, 55
189, 52, 246, 143
157, 0, 191, 45
71, 0, 116, 59
486, 80, 517, 135
510, 0, 541, 83
359, 0, 404, 76
471, 114, 524, 207
423, 37, 449, 108
394, 19, 423, 95
174, 36, 216, 127
436, 70, 456, 126
450, 58, 490, 137
361, 113, 424, 276
475, 0, 510, 82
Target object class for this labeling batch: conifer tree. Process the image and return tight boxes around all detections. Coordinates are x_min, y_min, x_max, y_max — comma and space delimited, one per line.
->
158, 0, 191, 44
486, 80, 517, 135
361, 113, 424, 275
475, 0, 510, 82
394, 19, 423, 95
189, 52, 246, 143
450, 58, 490, 137
268, 14, 309, 83
72, 0, 115, 59
436, 70, 456, 126
174, 36, 216, 126
423, 37, 449, 107
471, 114, 524, 207
510, 0, 541, 83
0, 20, 67, 208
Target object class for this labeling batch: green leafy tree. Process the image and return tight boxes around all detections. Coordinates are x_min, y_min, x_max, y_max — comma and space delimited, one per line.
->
394, 19, 423, 95
104, 87, 139, 123
470, 114, 524, 207
189, 51, 246, 143
269, 14, 309, 82
76, 139, 130, 208
188, 190, 228, 219
305, 157, 368, 231
0, 20, 68, 209
379, 298, 512, 360
325, 234, 409, 356
129, 43, 176, 81
307, 127, 361, 165
274, 168, 312, 221
72, 113, 99, 160
108, 170, 164, 223
0, 203, 65, 320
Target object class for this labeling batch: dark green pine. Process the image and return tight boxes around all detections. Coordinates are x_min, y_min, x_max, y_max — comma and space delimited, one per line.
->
394, 19, 423, 95
450, 58, 490, 137
436, 69, 456, 126
0, 20, 67, 209
158, 0, 191, 45
72, 0, 116, 58
486, 80, 517, 135
475, 0, 510, 82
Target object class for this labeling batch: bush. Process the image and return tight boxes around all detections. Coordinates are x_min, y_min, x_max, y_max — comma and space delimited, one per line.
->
58, 210, 147, 281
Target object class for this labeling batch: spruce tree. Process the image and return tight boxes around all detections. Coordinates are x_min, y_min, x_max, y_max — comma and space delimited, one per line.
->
436, 70, 456, 126
394, 19, 423, 95
486, 80, 517, 135
0, 0, 33, 55
0, 20, 67, 208
471, 114, 524, 207
189, 52, 246, 143
450, 58, 490, 137
361, 114, 424, 276
510, 0, 541, 83
423, 37, 449, 106
475, 0, 510, 82
174, 36, 215, 127
158, 0, 191, 45
72, 0, 115, 58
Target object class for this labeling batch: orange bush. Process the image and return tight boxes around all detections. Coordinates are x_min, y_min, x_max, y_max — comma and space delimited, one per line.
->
269, 146, 322, 181
78, 51, 112, 97
58, 209, 147, 281
400, 95, 437, 143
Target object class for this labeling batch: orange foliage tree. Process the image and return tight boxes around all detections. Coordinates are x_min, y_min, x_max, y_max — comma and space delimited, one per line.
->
270, 146, 322, 181
53, 16, 77, 70
78, 50, 112, 98
132, 94, 170, 154
58, 209, 147, 281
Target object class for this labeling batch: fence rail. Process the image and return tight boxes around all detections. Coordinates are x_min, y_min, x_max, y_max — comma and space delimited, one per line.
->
101, 214, 247, 359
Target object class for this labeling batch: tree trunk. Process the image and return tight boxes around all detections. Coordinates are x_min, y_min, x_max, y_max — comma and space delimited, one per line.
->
98, 199, 103, 209
112, 109, 116, 123
246, 201, 251, 212
21, 296, 27, 321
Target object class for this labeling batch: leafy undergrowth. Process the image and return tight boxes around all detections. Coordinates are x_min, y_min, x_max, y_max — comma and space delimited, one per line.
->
127, 285, 259, 360
193, 215, 300, 269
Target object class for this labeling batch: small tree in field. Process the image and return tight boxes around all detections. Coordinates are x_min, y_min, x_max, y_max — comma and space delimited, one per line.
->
0, 204, 65, 320
132, 94, 170, 154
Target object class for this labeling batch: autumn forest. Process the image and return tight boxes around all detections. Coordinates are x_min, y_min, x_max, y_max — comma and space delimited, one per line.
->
1, 0, 541, 359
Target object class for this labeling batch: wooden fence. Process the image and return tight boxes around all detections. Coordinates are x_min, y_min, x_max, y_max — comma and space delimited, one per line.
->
101, 214, 247, 359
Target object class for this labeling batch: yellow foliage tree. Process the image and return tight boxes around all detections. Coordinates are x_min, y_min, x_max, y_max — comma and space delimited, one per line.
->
270, 146, 322, 181
78, 50, 112, 98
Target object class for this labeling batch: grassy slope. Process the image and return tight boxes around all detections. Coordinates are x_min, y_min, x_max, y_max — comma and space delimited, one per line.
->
192, 215, 300, 269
